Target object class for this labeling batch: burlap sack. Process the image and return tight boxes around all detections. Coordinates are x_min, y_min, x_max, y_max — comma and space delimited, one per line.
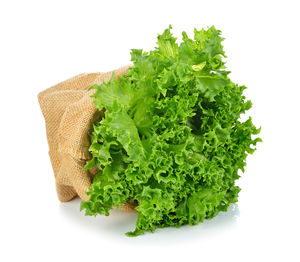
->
38, 65, 135, 211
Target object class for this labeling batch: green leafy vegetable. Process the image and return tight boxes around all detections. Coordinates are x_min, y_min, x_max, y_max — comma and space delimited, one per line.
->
80, 26, 261, 236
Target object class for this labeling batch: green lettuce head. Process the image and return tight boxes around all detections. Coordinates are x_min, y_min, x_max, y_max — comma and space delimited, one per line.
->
80, 26, 261, 236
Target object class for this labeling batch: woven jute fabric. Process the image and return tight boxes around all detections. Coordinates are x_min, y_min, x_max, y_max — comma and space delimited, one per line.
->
38, 65, 135, 212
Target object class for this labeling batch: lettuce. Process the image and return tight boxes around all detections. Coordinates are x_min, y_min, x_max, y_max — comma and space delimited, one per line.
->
80, 26, 261, 236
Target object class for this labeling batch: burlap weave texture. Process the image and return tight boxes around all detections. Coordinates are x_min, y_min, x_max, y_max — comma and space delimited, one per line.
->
38, 66, 134, 211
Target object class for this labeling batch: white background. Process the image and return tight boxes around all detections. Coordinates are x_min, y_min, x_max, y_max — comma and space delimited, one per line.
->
1, 0, 299, 261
